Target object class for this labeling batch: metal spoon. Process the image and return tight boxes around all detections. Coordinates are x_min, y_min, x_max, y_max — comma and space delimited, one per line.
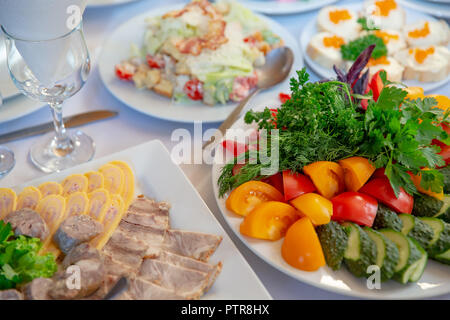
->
203, 46, 294, 150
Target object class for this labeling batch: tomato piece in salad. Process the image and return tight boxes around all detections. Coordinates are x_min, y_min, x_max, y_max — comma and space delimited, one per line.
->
183, 79, 204, 101
115, 63, 135, 81
146, 54, 165, 69
282, 170, 316, 201
359, 178, 414, 214
331, 191, 378, 227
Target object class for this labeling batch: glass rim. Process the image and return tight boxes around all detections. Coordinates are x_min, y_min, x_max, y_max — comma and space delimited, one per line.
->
1, 21, 83, 43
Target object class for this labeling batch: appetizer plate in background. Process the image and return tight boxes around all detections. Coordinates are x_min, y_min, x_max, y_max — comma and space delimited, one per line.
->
211, 104, 450, 299
0, 94, 45, 124
10, 139, 272, 300
98, 4, 303, 123
238, 0, 339, 15
86, 0, 142, 8
397, 0, 450, 19
299, 3, 450, 92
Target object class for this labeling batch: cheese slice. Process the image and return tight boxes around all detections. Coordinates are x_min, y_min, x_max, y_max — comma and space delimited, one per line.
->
87, 188, 111, 223
99, 164, 125, 195
0, 188, 17, 219
65, 192, 89, 217
38, 182, 62, 197
109, 161, 135, 208
61, 174, 89, 196
91, 194, 126, 250
16, 186, 42, 211
85, 171, 105, 193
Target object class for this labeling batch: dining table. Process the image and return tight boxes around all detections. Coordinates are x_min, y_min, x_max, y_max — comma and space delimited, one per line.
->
0, 0, 449, 300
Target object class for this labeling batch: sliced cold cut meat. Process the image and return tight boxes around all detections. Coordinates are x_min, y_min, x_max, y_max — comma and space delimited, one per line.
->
4, 208, 49, 241
53, 215, 103, 254
0, 289, 24, 300
62, 243, 101, 268
23, 277, 53, 300
161, 230, 223, 262
123, 196, 170, 230
128, 277, 185, 300
139, 259, 209, 299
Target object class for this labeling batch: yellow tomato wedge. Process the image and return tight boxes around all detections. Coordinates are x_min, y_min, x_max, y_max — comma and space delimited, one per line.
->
87, 188, 111, 222
226, 181, 284, 217
65, 192, 89, 217
303, 161, 345, 199
0, 188, 17, 219
61, 174, 88, 196
428, 94, 450, 111
410, 169, 444, 200
99, 164, 125, 195
85, 171, 105, 193
281, 217, 326, 271
38, 182, 62, 197
239, 201, 298, 241
338, 157, 375, 192
109, 160, 135, 208
16, 186, 42, 210
290, 193, 333, 226
91, 194, 126, 250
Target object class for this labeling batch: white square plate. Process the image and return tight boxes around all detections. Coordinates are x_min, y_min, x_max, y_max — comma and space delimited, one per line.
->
9, 139, 272, 300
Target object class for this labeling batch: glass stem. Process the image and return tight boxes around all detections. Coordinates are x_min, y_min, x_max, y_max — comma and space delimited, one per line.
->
49, 102, 73, 156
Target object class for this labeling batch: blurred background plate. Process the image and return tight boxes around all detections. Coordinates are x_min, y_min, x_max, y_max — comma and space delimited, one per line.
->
397, 0, 450, 19
87, 0, 142, 8
238, 0, 339, 15
0, 94, 45, 124
299, 2, 450, 92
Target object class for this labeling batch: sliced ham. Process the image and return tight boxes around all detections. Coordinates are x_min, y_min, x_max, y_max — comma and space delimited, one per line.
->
128, 277, 185, 300
161, 230, 222, 262
118, 220, 165, 245
123, 212, 169, 230
156, 251, 222, 291
103, 252, 138, 277
139, 259, 209, 299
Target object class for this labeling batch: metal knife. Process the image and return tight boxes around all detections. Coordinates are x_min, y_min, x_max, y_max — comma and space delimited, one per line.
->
0, 110, 118, 144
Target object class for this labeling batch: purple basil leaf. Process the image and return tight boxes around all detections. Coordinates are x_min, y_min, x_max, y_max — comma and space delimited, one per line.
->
333, 65, 346, 82
353, 69, 369, 95
346, 44, 375, 86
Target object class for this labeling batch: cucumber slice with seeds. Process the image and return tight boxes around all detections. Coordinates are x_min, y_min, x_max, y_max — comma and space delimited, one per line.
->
398, 214, 434, 249
364, 228, 399, 281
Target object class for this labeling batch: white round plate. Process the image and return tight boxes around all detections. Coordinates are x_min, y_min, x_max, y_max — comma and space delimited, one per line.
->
397, 0, 450, 19
86, 0, 141, 8
237, 0, 339, 15
0, 95, 45, 124
299, 3, 450, 92
0, 33, 20, 100
211, 103, 450, 299
98, 4, 303, 123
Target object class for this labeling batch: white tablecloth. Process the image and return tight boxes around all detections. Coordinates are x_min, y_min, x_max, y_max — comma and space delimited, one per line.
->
1, 0, 449, 299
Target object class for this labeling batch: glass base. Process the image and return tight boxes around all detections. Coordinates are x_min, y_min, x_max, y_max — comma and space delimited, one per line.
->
30, 130, 95, 173
0, 146, 15, 177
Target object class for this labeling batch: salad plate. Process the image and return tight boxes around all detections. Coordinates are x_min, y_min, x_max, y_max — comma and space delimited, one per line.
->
8, 139, 272, 300
98, 3, 303, 123
238, 0, 340, 15
299, 2, 450, 92
211, 104, 450, 299
397, 0, 450, 19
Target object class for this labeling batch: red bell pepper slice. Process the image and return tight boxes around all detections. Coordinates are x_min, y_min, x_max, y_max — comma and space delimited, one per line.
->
369, 70, 384, 102
282, 170, 316, 201
359, 177, 414, 214
331, 191, 378, 227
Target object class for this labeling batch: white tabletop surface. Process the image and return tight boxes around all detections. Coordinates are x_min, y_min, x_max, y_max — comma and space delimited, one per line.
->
0, 0, 449, 300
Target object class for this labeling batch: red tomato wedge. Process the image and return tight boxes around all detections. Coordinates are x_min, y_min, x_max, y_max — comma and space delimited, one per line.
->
369, 70, 384, 102
183, 79, 204, 101
331, 192, 378, 227
432, 139, 450, 167
265, 172, 284, 195
359, 178, 414, 214
222, 140, 248, 157
282, 170, 316, 201
371, 168, 386, 179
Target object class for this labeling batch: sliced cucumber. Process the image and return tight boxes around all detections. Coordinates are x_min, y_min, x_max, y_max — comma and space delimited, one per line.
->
316, 221, 348, 271
343, 223, 377, 278
408, 238, 428, 283
372, 204, 403, 232
434, 248, 450, 265
379, 229, 422, 284
434, 196, 450, 223
364, 228, 399, 281
398, 214, 434, 249
427, 221, 450, 257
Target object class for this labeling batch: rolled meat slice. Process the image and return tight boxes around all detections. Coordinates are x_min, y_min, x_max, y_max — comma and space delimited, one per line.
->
4, 208, 49, 241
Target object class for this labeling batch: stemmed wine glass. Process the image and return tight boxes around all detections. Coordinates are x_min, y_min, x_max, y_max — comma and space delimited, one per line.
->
2, 22, 94, 173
